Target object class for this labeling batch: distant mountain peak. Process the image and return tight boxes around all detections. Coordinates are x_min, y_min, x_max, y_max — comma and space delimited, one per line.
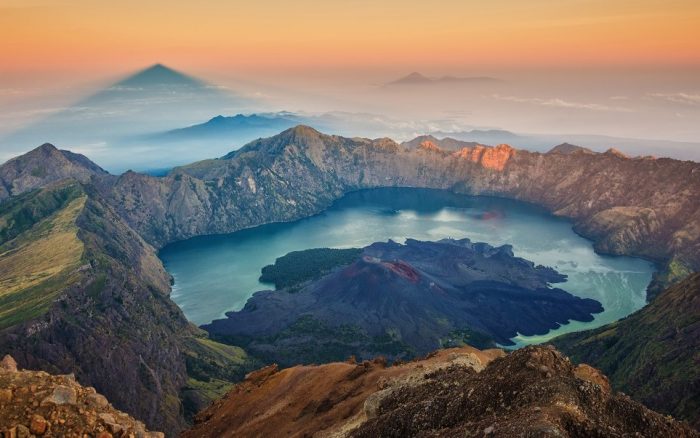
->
388, 72, 433, 85
386, 72, 501, 86
547, 143, 595, 155
115, 63, 203, 88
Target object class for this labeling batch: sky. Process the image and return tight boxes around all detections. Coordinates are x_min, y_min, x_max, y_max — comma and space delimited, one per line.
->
0, 0, 699, 168
2, 0, 699, 75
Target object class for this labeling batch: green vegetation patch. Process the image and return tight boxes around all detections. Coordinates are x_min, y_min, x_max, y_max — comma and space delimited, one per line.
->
0, 181, 83, 245
259, 247, 362, 290
181, 334, 259, 420
0, 188, 86, 330
441, 328, 497, 350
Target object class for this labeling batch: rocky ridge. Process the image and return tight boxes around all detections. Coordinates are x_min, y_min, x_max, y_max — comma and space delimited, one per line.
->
97, 126, 699, 295
0, 354, 163, 437
182, 345, 698, 437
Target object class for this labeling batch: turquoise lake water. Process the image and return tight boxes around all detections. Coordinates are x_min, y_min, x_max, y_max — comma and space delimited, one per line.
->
159, 188, 654, 345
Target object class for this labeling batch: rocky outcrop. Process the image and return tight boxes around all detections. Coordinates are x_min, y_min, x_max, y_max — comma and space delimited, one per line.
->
204, 238, 602, 365
182, 346, 505, 438
0, 144, 106, 201
183, 346, 698, 437
554, 272, 700, 428
0, 354, 164, 437
96, 126, 700, 295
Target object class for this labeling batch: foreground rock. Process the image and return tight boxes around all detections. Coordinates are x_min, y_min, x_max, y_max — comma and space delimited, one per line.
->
0, 355, 163, 437
182, 346, 505, 438
205, 238, 602, 365
183, 346, 697, 437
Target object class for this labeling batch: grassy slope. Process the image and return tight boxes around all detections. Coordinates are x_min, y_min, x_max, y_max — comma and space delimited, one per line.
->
0, 183, 86, 329
181, 333, 259, 420
553, 273, 700, 428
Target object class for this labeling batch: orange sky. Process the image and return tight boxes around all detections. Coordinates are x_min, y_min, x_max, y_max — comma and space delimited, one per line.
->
1, 0, 699, 75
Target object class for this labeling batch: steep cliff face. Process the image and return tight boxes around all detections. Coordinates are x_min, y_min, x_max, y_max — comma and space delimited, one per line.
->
554, 273, 700, 428
183, 345, 698, 437
100, 126, 700, 294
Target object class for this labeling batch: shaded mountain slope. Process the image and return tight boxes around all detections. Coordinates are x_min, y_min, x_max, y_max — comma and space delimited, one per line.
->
183, 345, 698, 437
205, 238, 602, 365
554, 273, 700, 428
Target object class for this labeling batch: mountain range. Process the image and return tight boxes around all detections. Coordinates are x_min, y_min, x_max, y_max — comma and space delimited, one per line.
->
0, 126, 698, 434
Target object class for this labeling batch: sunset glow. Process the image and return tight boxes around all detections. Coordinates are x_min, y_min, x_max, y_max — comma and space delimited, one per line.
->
2, 0, 699, 75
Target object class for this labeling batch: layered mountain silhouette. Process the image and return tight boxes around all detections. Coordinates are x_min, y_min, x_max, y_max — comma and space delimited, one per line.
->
153, 113, 301, 143
0, 64, 253, 161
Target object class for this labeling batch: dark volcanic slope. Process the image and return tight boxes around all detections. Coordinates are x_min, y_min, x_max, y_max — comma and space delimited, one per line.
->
204, 238, 602, 365
99, 126, 700, 295
183, 345, 698, 438
554, 273, 700, 428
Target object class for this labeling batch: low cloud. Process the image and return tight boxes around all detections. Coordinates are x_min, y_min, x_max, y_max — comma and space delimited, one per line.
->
648, 92, 700, 106
492, 94, 632, 112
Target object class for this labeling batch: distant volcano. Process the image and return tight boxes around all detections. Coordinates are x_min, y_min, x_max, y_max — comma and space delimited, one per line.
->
0, 64, 254, 163
386, 72, 502, 86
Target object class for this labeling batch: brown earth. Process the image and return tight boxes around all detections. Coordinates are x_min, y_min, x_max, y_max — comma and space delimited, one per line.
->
182, 346, 504, 438
182, 346, 698, 438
